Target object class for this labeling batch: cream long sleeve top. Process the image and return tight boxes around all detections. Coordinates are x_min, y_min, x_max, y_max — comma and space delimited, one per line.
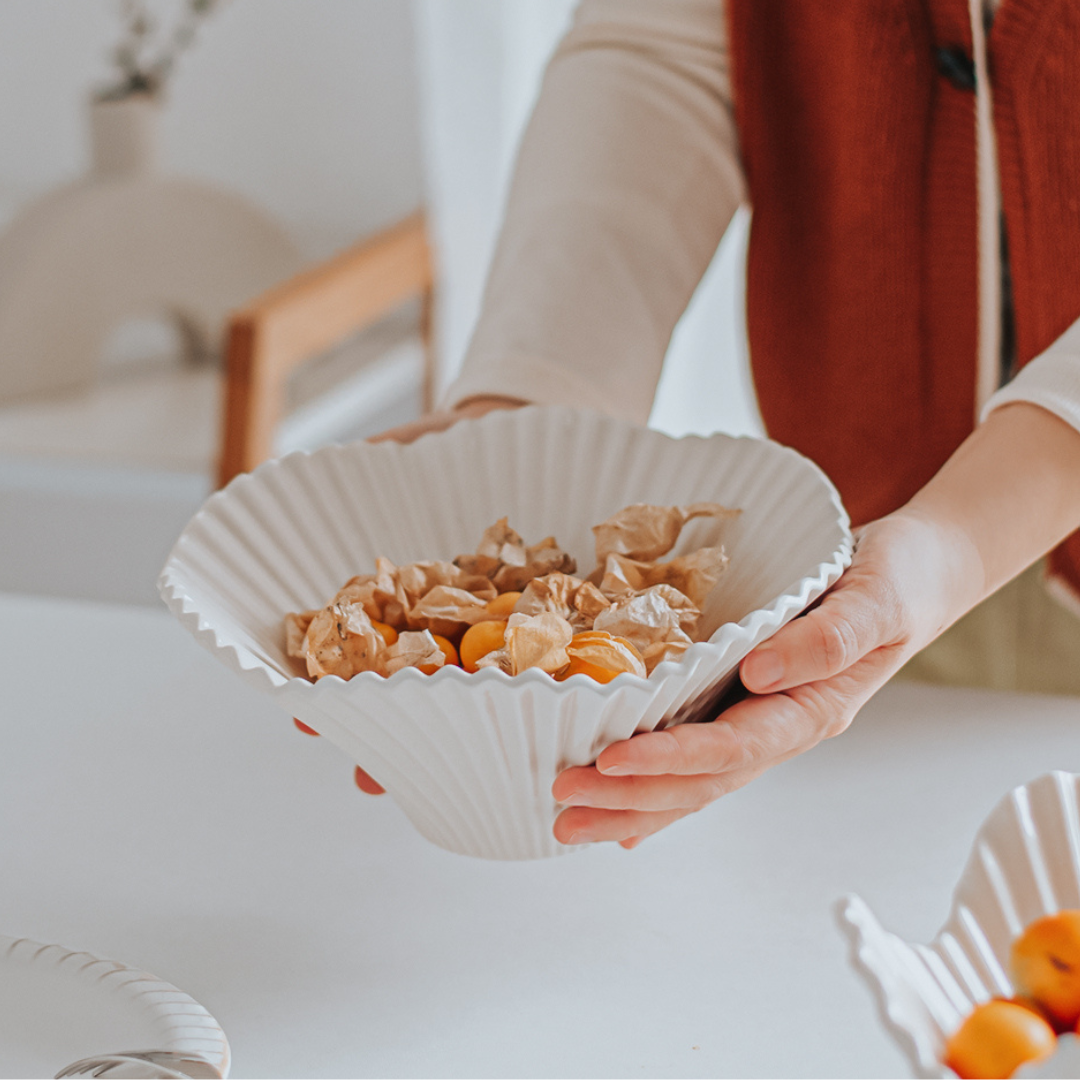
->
443, 0, 1080, 442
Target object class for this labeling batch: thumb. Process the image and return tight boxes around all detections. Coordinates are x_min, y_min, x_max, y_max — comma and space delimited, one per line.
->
740, 581, 897, 693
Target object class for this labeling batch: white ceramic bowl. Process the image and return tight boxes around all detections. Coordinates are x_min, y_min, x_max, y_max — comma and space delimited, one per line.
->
160, 406, 852, 860
837, 771, 1080, 1079
0, 932, 230, 1078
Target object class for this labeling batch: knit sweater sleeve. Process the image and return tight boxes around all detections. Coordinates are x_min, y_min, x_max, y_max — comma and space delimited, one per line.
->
982, 316, 1080, 434
441, 0, 744, 424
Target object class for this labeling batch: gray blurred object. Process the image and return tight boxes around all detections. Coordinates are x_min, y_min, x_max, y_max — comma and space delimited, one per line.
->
0, 91, 299, 403
55, 1048, 223, 1078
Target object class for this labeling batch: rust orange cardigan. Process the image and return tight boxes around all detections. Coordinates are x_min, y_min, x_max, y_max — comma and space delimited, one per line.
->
728, 0, 1080, 599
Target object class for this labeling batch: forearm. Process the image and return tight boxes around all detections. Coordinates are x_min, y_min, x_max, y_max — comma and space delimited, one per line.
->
903, 402, 1080, 618
445, 0, 742, 420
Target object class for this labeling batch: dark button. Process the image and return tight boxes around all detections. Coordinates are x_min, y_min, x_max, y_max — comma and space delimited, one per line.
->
936, 46, 977, 90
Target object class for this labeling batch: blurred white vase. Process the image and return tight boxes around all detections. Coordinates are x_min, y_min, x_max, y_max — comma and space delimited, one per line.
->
0, 93, 300, 404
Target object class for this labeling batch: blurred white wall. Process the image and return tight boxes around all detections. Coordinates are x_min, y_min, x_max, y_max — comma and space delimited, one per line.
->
0, 0, 760, 439
0, 0, 424, 260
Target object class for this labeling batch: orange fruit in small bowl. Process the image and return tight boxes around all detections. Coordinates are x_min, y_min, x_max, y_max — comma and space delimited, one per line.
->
1011, 910, 1080, 1029
943, 998, 1056, 1079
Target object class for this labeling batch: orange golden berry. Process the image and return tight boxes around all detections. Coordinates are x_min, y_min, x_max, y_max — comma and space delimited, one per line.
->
1011, 910, 1080, 1028
943, 999, 1056, 1079
557, 656, 621, 683
555, 630, 647, 682
371, 619, 398, 646
419, 634, 460, 674
459, 620, 507, 673
485, 591, 522, 617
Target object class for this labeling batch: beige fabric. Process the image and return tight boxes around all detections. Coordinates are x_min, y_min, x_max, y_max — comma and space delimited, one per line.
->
897, 561, 1080, 695
444, 0, 744, 421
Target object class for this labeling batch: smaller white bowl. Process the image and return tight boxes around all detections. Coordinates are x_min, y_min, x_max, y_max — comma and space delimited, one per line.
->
0, 933, 230, 1078
160, 406, 852, 860
837, 771, 1080, 1079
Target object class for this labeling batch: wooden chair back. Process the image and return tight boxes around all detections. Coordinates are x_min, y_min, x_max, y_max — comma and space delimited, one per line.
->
217, 211, 434, 487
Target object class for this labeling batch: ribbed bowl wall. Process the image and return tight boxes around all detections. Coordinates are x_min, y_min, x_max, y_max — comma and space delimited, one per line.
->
160, 406, 852, 860
838, 772, 1080, 1078
0, 934, 230, 1074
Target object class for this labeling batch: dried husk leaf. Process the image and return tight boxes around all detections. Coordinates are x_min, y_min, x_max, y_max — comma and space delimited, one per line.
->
640, 638, 692, 674
566, 631, 647, 678
303, 602, 387, 680
503, 611, 573, 675
475, 647, 512, 674
513, 572, 610, 631
573, 581, 611, 625
599, 546, 730, 607
492, 538, 576, 593
512, 572, 580, 619
384, 629, 446, 675
395, 560, 498, 607
330, 556, 402, 625
453, 553, 502, 579
592, 502, 740, 565
406, 584, 498, 637
475, 517, 527, 566
592, 584, 700, 655
284, 609, 317, 658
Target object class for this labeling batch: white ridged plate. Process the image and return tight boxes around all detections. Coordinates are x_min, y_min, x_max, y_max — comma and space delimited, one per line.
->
0, 933, 230, 1078
160, 406, 852, 860
837, 772, 1080, 1078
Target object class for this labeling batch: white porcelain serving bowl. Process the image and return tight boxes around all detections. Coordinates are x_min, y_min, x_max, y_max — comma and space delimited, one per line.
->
160, 406, 852, 860
837, 771, 1080, 1079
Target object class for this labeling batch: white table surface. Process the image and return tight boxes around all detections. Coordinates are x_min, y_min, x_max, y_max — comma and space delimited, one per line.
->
2, 591, 1079, 1079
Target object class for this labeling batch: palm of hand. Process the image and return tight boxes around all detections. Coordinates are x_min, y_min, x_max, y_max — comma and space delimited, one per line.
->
550, 510, 977, 848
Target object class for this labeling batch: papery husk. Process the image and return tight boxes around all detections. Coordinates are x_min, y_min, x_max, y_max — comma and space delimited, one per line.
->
592, 502, 741, 565
493, 537, 577, 593
284, 610, 318, 658
573, 581, 611, 625
499, 612, 574, 675
384, 629, 446, 675
474, 647, 512, 674
453, 553, 502, 579
592, 584, 700, 659
462, 519, 577, 593
599, 546, 730, 607
395, 560, 498, 606
640, 638, 691, 675
512, 572, 611, 631
407, 584, 500, 638
566, 631, 647, 679
476, 517, 528, 566
331, 556, 402, 625
303, 602, 387, 680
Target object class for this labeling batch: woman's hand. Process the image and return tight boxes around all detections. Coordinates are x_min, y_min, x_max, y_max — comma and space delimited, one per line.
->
552, 402, 1080, 849
550, 508, 980, 847
334, 400, 1080, 827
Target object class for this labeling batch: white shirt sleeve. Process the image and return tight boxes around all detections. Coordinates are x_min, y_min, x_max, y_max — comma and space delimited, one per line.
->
442, 0, 744, 424
982, 316, 1080, 434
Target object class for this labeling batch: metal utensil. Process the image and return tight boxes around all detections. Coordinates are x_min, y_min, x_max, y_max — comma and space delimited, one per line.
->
54, 1049, 223, 1079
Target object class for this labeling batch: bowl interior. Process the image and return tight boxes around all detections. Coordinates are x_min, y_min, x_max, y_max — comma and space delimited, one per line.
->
163, 407, 849, 684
